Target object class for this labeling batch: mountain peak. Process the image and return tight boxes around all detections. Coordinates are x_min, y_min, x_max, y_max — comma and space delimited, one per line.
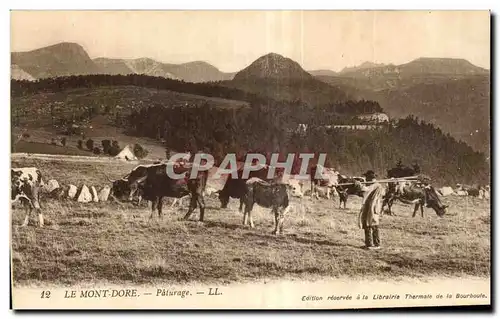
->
233, 52, 313, 81
11, 42, 100, 79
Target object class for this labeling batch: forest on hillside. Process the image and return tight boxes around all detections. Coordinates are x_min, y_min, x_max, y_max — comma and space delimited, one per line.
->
11, 75, 383, 113
127, 103, 489, 186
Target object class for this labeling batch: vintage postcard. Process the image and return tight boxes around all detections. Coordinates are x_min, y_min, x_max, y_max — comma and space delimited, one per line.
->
9, 10, 491, 310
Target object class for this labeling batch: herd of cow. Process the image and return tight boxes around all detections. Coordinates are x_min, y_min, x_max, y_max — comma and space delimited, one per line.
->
11, 159, 490, 234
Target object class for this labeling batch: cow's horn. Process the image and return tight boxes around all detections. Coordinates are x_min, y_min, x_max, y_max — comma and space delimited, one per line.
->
103, 173, 115, 183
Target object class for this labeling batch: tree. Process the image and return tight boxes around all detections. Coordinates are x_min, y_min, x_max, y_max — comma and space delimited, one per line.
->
102, 140, 111, 154
86, 139, 94, 151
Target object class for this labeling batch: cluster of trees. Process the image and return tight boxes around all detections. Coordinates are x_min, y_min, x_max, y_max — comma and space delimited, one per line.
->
76, 138, 121, 156
74, 138, 148, 159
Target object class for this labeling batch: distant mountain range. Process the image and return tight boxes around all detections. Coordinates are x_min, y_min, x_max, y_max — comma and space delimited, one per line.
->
11, 42, 489, 85
11, 42, 235, 83
312, 58, 490, 156
10, 42, 490, 155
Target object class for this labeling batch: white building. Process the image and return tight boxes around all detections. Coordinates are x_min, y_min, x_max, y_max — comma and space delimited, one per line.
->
357, 112, 390, 123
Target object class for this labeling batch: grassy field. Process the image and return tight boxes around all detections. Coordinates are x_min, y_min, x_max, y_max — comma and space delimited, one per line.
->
10, 157, 491, 287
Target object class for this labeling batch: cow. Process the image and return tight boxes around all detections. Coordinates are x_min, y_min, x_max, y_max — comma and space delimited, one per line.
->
454, 184, 487, 198
309, 164, 340, 200
108, 162, 208, 220
386, 161, 420, 179
241, 178, 292, 235
218, 163, 304, 211
483, 185, 490, 200
382, 181, 448, 217
137, 163, 209, 221
105, 164, 153, 204
437, 186, 455, 196
335, 170, 376, 209
279, 173, 306, 198
453, 184, 469, 196
383, 163, 421, 216
218, 163, 277, 211
106, 160, 190, 205
11, 167, 45, 227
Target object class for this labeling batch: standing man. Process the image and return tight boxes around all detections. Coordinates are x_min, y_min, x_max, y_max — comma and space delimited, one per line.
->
358, 182, 386, 250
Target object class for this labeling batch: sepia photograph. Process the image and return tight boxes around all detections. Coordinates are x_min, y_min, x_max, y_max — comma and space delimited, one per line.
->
8, 9, 491, 310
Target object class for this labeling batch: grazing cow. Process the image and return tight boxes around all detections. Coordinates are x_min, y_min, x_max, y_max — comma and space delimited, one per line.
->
11, 167, 45, 227
383, 163, 420, 216
105, 163, 159, 204
309, 164, 340, 200
383, 181, 448, 217
241, 178, 292, 235
137, 163, 209, 221
108, 162, 208, 220
106, 161, 190, 205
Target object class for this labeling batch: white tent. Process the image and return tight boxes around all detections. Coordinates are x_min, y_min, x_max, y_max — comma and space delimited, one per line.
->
114, 144, 138, 161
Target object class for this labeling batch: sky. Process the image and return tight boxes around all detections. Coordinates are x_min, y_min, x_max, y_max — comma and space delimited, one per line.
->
10, 10, 490, 73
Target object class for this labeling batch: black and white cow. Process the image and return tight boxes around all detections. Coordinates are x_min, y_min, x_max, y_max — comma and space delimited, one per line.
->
11, 167, 45, 227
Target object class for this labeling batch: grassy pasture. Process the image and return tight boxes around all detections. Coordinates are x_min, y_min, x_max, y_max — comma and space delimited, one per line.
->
10, 157, 491, 287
